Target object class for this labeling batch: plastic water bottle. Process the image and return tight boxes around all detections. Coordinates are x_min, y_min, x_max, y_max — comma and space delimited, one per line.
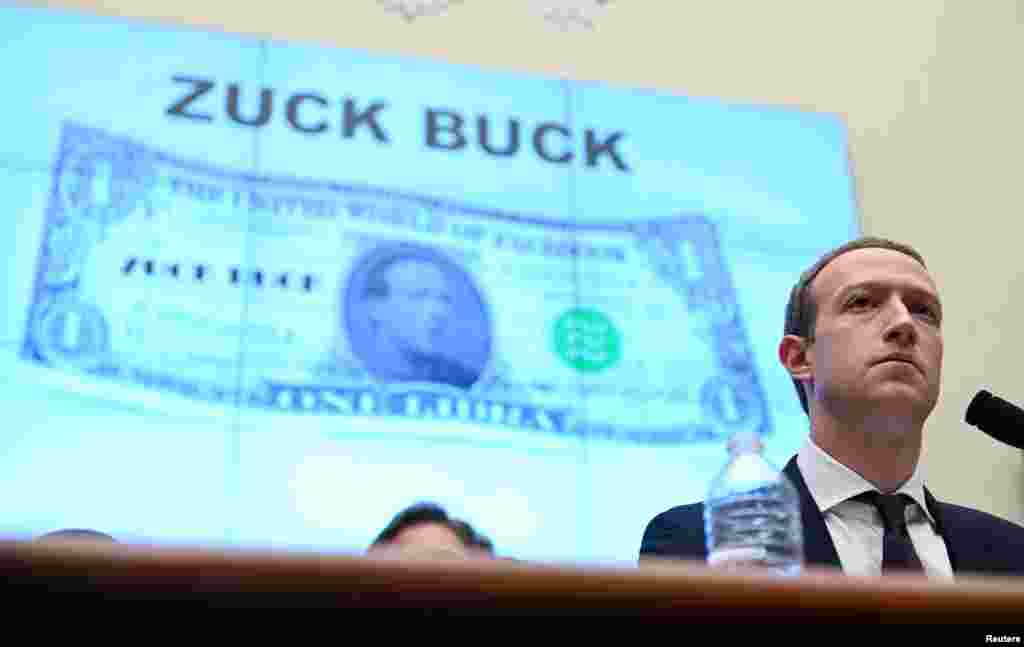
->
704, 431, 803, 576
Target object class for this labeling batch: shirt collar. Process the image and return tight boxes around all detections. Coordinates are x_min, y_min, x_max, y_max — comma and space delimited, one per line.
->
796, 435, 937, 526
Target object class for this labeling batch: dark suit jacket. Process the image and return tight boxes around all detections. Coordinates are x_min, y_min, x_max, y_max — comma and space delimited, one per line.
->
640, 456, 1024, 577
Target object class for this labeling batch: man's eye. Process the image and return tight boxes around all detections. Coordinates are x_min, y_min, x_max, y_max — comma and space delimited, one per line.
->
913, 303, 939, 320
846, 296, 871, 309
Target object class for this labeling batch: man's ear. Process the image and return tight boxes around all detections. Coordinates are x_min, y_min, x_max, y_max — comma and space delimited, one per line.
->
366, 297, 385, 327
779, 334, 813, 383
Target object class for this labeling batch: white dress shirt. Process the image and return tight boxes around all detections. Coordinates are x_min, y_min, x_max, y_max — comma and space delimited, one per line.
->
796, 436, 954, 579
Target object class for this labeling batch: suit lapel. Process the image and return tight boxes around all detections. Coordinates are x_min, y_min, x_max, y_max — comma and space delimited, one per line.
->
923, 486, 958, 572
783, 457, 842, 568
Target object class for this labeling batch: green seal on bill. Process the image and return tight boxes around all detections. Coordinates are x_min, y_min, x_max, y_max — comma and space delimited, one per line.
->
553, 307, 621, 373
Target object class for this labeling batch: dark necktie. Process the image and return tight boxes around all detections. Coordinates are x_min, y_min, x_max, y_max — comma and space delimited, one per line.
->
852, 491, 925, 573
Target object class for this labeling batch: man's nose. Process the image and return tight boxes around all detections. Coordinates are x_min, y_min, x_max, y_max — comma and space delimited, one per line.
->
426, 296, 451, 319
883, 299, 918, 345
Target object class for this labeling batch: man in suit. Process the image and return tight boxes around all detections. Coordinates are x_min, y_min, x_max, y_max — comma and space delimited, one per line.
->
640, 237, 1024, 577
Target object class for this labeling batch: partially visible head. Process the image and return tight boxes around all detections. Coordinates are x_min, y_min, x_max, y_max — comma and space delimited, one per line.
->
368, 502, 494, 559
780, 237, 942, 423
36, 528, 117, 544
363, 255, 454, 358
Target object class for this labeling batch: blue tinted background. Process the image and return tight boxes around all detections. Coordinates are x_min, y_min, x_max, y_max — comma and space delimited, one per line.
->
0, 3, 858, 563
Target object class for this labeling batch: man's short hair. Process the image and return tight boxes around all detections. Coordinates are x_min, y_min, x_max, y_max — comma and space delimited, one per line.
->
371, 501, 494, 555
450, 518, 494, 554
36, 528, 117, 543
783, 236, 928, 414
362, 252, 443, 301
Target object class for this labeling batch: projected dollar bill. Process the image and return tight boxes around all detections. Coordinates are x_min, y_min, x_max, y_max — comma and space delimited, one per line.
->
21, 122, 772, 445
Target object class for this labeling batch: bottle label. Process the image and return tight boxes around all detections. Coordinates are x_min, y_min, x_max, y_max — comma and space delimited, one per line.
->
707, 546, 768, 568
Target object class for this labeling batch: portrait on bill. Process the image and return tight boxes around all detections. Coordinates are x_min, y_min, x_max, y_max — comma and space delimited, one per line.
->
341, 241, 492, 390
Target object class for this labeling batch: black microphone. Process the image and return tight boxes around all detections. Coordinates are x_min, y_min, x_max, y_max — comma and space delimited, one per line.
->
965, 390, 1024, 450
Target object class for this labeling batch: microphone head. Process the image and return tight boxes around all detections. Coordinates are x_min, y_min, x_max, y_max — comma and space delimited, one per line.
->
964, 389, 1024, 451
965, 389, 993, 427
